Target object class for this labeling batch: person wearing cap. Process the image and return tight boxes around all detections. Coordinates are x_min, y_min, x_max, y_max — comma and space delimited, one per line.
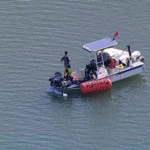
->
61, 51, 71, 68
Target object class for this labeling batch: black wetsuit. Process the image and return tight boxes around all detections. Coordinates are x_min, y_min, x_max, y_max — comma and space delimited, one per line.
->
61, 55, 70, 68
85, 64, 97, 80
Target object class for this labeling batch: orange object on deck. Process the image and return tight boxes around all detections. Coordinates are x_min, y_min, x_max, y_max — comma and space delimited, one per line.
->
80, 78, 112, 94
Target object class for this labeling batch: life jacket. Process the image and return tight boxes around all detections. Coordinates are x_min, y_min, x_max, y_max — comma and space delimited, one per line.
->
109, 59, 116, 68
64, 68, 72, 77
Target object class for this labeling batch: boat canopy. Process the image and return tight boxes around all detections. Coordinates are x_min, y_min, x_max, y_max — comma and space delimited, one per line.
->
82, 38, 118, 52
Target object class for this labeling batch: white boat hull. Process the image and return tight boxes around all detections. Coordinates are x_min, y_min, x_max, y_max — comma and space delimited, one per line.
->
108, 63, 143, 82
47, 37, 145, 96
47, 62, 144, 94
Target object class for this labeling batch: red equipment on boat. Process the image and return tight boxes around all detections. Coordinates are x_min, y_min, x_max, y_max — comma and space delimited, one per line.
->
80, 78, 112, 94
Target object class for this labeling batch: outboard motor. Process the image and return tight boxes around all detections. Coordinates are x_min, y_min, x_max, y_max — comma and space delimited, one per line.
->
131, 51, 144, 62
140, 56, 145, 63
54, 72, 62, 79
53, 72, 63, 87
49, 72, 63, 87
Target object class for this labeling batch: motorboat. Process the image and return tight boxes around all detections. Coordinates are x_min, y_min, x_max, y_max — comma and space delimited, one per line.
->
47, 33, 145, 96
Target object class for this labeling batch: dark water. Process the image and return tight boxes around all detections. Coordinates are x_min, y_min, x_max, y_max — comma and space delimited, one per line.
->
0, 0, 150, 149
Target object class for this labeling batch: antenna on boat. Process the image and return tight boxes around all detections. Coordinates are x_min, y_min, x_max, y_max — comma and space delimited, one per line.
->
127, 45, 131, 59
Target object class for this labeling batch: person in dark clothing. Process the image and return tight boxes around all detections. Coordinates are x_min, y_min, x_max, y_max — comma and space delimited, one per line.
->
104, 56, 111, 67
97, 51, 103, 67
49, 72, 63, 88
85, 64, 92, 80
90, 60, 97, 78
85, 63, 97, 80
61, 51, 71, 68
97, 51, 110, 67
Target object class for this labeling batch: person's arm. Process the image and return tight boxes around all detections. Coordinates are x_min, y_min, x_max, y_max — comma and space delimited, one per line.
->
69, 57, 71, 62
61, 56, 64, 62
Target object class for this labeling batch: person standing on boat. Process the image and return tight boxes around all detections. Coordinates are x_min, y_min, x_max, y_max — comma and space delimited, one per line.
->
97, 51, 109, 67
97, 51, 102, 66
61, 51, 71, 68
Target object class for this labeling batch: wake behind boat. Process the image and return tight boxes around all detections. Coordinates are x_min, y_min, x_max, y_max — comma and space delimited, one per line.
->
47, 32, 145, 96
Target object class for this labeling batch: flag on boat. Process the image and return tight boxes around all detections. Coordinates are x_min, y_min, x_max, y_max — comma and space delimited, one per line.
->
113, 30, 119, 40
